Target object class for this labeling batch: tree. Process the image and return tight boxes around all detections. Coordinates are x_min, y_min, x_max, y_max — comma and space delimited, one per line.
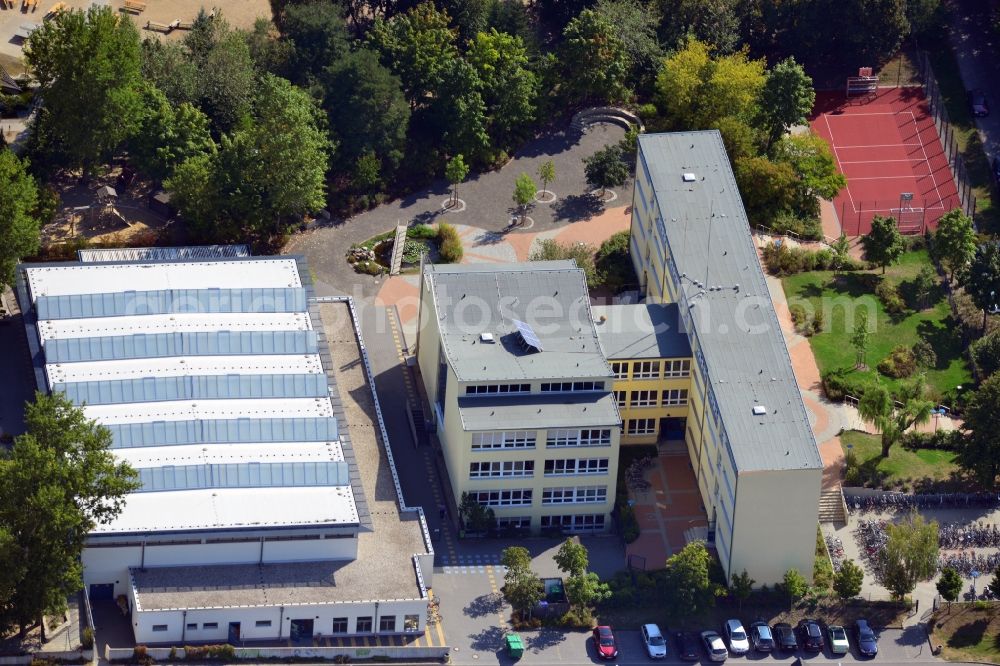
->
281, 0, 349, 80
907, 0, 941, 36
656, 0, 740, 54
932, 209, 976, 282
0, 150, 40, 291
243, 17, 292, 76
25, 6, 142, 174
465, 29, 538, 148
859, 375, 933, 457
584, 145, 629, 198
911, 266, 937, 310
530, 239, 598, 287
200, 31, 257, 134
734, 156, 798, 226
324, 48, 410, 175
758, 57, 815, 150
961, 243, 1000, 331
353, 151, 382, 190
971, 331, 1000, 379
596, 230, 633, 289
665, 541, 715, 617
861, 215, 906, 274
852, 309, 871, 369
784, 568, 808, 609
654, 39, 766, 131
140, 40, 200, 106
367, 2, 459, 106
445, 154, 468, 206
183, 7, 224, 63
565, 571, 611, 616
936, 566, 963, 610
559, 9, 631, 104
437, 0, 491, 43
458, 491, 496, 532
129, 85, 215, 182
554, 537, 589, 577
957, 374, 1000, 488
537, 160, 556, 196
422, 57, 490, 160
989, 565, 1000, 600
0, 392, 139, 636
594, 0, 662, 87
501, 545, 544, 620
833, 559, 864, 599
513, 173, 536, 225
772, 133, 847, 219
881, 512, 938, 599
729, 570, 754, 610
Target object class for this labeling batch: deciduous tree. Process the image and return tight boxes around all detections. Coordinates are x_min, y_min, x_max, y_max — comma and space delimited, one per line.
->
758, 57, 815, 151
513, 172, 536, 225
559, 9, 631, 104
665, 541, 715, 617
200, 31, 257, 134
957, 374, 1000, 488
936, 566, 962, 610
130, 85, 215, 183
833, 559, 864, 599
281, 0, 350, 80
861, 215, 906, 274
0, 150, 40, 291
140, 40, 200, 106
466, 29, 538, 148
852, 309, 871, 369
501, 545, 543, 620
932, 209, 977, 282
730, 570, 754, 610
962, 243, 1000, 331
881, 512, 938, 599
772, 133, 846, 219
583, 144, 629, 197
657, 0, 739, 53
859, 375, 933, 457
537, 160, 556, 196
594, 0, 662, 87
445, 154, 469, 206
784, 568, 808, 609
734, 156, 798, 226
554, 538, 589, 577
422, 58, 490, 160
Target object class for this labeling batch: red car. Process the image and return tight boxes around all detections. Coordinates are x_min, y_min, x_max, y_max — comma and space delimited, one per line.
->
592, 625, 618, 659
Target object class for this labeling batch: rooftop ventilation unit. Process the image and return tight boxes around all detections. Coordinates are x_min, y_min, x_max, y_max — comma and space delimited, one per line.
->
480, 332, 495, 343
752, 405, 767, 416
682, 172, 697, 182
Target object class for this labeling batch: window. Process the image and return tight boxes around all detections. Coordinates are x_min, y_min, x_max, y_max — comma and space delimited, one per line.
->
332, 618, 348, 634
379, 616, 396, 632
629, 390, 658, 407
255, 620, 272, 628
542, 486, 608, 505
203, 623, 218, 630
465, 384, 531, 395
469, 489, 533, 506
614, 390, 626, 407
186, 623, 197, 631
404, 615, 420, 632
471, 431, 535, 450
662, 389, 688, 406
664, 359, 691, 377
541, 514, 606, 531
632, 361, 660, 379
544, 458, 609, 476
469, 460, 534, 478
627, 419, 656, 435
611, 362, 628, 379
356, 617, 373, 633
497, 516, 531, 530
152, 625, 168, 632
540, 381, 606, 392
546, 429, 611, 448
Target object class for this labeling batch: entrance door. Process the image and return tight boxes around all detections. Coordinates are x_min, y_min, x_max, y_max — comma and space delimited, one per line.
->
89, 583, 114, 601
289, 619, 314, 642
660, 417, 686, 441
228, 622, 241, 644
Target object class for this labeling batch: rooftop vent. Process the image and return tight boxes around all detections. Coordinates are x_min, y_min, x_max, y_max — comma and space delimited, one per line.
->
752, 405, 767, 416
480, 332, 495, 343
682, 172, 697, 182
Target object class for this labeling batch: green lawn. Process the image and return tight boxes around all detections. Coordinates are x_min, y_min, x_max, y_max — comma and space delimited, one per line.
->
841, 430, 959, 489
932, 606, 1000, 664
781, 250, 972, 400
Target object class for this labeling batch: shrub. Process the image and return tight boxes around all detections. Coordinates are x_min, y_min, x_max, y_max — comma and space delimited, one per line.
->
81, 627, 94, 649
618, 502, 639, 543
407, 223, 438, 240
821, 368, 872, 402
812, 309, 825, 335
877, 345, 918, 378
437, 223, 464, 263
912, 340, 937, 368
529, 238, 598, 287
875, 279, 907, 316
637, 103, 659, 122
355, 261, 383, 276
790, 303, 807, 328
844, 465, 863, 487
595, 230, 636, 291
400, 239, 424, 264
769, 211, 824, 241
901, 429, 963, 451
559, 608, 595, 629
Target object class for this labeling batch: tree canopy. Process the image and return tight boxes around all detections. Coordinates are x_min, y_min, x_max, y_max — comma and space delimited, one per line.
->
881, 512, 938, 599
758, 57, 815, 150
466, 29, 538, 148
862, 215, 906, 274
559, 9, 631, 104
962, 243, 1000, 330
957, 373, 1000, 489
665, 541, 715, 617
833, 559, 864, 600
0, 150, 40, 291
584, 144, 629, 196
932, 209, 977, 282
858, 375, 933, 457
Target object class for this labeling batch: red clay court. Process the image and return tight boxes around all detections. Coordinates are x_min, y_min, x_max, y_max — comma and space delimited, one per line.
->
809, 87, 961, 236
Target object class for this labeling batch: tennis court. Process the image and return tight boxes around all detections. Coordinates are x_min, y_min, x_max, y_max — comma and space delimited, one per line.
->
809, 86, 961, 236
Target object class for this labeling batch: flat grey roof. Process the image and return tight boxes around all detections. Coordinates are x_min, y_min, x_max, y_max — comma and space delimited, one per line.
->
638, 131, 822, 473
425, 262, 611, 382
591, 303, 692, 360
457, 393, 620, 431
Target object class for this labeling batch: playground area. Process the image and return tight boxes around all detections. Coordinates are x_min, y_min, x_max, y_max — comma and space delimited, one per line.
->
810, 85, 962, 236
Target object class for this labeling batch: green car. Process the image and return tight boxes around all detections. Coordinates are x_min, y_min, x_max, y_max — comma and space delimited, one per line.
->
827, 624, 850, 655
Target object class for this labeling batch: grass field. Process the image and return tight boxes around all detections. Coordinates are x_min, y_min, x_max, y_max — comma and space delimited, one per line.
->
781, 250, 972, 399
841, 430, 960, 489
931, 604, 1000, 663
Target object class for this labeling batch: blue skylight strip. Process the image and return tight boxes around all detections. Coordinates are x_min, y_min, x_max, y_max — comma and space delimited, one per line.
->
107, 417, 339, 449
55, 373, 328, 405
136, 461, 350, 492
45, 330, 318, 363
36, 288, 307, 320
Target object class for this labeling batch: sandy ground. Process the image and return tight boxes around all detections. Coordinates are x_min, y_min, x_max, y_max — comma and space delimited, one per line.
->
0, 0, 270, 61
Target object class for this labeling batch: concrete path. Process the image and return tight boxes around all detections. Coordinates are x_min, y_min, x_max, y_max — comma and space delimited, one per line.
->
947, 0, 1000, 162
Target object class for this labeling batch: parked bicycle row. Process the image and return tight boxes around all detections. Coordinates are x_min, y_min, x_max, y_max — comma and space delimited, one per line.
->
848, 492, 1000, 514
938, 551, 1000, 576
624, 456, 655, 492
857, 518, 1000, 550
855, 519, 1000, 577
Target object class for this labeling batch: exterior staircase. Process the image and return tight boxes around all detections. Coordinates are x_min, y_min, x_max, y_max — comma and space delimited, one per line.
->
818, 487, 848, 524
570, 107, 645, 134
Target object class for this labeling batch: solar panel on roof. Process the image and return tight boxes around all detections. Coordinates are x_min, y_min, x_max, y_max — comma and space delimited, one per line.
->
136, 461, 349, 492
36, 288, 307, 319
106, 417, 339, 448
45, 330, 318, 363
55, 373, 327, 405
512, 318, 543, 352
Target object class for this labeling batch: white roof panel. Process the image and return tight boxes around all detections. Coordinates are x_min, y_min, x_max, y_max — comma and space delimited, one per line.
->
115, 441, 345, 468
39, 312, 311, 340
48, 354, 324, 383
82, 397, 333, 424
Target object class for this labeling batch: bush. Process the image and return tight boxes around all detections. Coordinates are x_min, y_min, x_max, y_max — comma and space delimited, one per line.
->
761, 242, 856, 276
901, 429, 963, 451
355, 261, 383, 276
400, 239, 424, 264
821, 368, 872, 402
529, 238, 598, 287
875, 279, 907, 316
790, 303, 807, 328
437, 223, 464, 263
595, 230, 636, 291
637, 103, 659, 122
559, 608, 595, 629
81, 626, 94, 649
812, 309, 825, 334
407, 223, 438, 240
618, 501, 639, 543
912, 340, 937, 368
769, 211, 824, 241
877, 345, 918, 378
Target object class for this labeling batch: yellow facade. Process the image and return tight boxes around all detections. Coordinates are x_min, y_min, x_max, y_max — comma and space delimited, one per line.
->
610, 359, 692, 445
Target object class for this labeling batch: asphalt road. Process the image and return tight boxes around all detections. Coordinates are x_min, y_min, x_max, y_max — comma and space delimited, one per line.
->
948, 0, 1000, 160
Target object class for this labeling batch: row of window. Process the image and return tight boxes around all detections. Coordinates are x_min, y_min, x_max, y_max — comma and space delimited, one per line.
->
471, 488, 608, 507
465, 383, 531, 395
469, 458, 610, 479
471, 429, 611, 451
464, 381, 606, 396
546, 429, 611, 447
614, 389, 689, 408
496, 514, 607, 531
159, 615, 421, 635
625, 419, 657, 435
540, 381, 606, 392
611, 359, 691, 379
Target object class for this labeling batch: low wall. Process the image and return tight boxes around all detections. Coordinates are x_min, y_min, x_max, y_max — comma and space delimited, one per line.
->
106, 645, 449, 661
0, 649, 93, 664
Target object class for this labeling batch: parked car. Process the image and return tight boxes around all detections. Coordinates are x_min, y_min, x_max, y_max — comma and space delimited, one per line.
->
827, 624, 850, 654
641, 623, 668, 659
855, 618, 879, 657
674, 631, 701, 661
798, 619, 825, 652
592, 625, 618, 660
723, 619, 750, 654
773, 622, 798, 653
749, 621, 774, 652
701, 630, 729, 662
969, 89, 990, 117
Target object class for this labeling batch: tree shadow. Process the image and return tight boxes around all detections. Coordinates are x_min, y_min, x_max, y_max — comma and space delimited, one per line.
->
829, 273, 882, 298
472, 230, 506, 246
468, 624, 507, 652
946, 619, 988, 648
917, 317, 964, 369
525, 626, 569, 652
464, 592, 504, 619
551, 194, 604, 223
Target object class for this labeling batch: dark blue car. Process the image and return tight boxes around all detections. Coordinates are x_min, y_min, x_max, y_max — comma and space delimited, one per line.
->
855, 618, 878, 657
